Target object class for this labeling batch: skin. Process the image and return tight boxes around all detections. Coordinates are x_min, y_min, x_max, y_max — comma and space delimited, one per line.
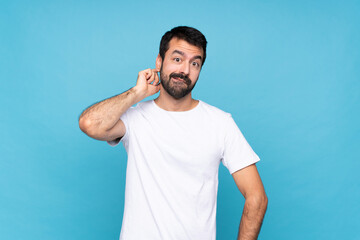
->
154, 38, 203, 111
79, 37, 267, 240
233, 165, 268, 240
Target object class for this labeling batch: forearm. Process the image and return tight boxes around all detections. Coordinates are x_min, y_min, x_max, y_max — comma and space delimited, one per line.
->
237, 195, 268, 240
79, 68, 159, 139
79, 87, 143, 133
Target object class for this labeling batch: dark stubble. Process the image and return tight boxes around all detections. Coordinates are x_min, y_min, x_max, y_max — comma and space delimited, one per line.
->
159, 65, 198, 99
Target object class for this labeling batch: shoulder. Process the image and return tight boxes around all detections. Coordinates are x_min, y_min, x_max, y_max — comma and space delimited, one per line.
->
120, 101, 153, 123
127, 100, 153, 114
137, 100, 153, 108
199, 100, 232, 120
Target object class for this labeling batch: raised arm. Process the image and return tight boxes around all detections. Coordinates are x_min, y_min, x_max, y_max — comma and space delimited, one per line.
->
232, 164, 268, 240
78, 68, 160, 142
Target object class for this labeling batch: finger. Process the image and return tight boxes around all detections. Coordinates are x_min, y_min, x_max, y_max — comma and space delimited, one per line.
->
144, 68, 152, 81
137, 70, 148, 84
155, 84, 160, 92
147, 71, 155, 83
149, 84, 160, 94
153, 72, 160, 85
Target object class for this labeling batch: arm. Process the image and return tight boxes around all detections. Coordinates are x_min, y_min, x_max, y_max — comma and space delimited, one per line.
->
78, 68, 160, 141
232, 164, 268, 240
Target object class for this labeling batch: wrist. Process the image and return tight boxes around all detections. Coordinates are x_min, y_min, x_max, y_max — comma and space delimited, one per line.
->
131, 86, 147, 102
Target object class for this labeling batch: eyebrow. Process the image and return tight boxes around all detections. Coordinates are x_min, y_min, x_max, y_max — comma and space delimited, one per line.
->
172, 50, 185, 56
171, 50, 202, 61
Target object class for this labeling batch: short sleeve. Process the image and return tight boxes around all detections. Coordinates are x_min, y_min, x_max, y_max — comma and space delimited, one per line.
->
221, 114, 260, 174
106, 107, 132, 147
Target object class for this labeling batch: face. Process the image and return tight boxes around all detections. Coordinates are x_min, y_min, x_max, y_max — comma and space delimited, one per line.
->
157, 38, 204, 99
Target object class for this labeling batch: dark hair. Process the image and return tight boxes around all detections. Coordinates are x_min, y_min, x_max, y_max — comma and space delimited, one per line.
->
159, 26, 207, 66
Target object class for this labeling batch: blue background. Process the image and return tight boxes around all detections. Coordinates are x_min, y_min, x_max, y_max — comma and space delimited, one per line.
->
1, 0, 359, 239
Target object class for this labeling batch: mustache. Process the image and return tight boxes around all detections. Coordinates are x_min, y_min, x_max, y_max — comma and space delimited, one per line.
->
169, 72, 191, 85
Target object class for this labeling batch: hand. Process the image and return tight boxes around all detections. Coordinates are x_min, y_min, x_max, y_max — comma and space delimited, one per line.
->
133, 68, 160, 99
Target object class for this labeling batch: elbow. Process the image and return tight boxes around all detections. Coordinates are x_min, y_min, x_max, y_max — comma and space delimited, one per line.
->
79, 117, 108, 140
79, 117, 90, 134
246, 192, 268, 212
262, 194, 268, 211
79, 117, 97, 136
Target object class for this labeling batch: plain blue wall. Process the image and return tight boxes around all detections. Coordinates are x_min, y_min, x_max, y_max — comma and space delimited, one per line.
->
1, 0, 359, 239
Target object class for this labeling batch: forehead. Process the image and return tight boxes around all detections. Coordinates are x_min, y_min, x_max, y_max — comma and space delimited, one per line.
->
166, 38, 204, 58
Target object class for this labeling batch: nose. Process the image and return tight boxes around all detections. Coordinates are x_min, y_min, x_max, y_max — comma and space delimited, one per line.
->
179, 61, 190, 76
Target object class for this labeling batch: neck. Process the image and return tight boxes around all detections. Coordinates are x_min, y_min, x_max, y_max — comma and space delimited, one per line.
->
154, 87, 198, 111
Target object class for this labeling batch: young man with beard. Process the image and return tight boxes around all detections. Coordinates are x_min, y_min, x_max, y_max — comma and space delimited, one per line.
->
79, 26, 267, 240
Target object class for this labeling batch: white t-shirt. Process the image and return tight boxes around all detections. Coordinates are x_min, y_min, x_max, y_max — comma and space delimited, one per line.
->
108, 100, 260, 240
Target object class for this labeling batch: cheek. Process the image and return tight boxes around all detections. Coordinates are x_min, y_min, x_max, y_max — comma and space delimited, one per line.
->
163, 59, 180, 73
190, 71, 200, 81
165, 64, 178, 74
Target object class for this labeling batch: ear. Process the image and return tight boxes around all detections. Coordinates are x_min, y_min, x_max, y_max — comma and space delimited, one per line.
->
155, 54, 162, 72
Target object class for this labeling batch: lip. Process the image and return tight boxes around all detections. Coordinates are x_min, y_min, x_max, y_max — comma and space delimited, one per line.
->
172, 77, 185, 82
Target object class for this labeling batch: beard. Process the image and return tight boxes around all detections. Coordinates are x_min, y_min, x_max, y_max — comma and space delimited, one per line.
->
159, 65, 198, 100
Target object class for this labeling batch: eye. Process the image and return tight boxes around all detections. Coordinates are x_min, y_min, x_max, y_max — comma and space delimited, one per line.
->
174, 57, 181, 62
192, 61, 200, 67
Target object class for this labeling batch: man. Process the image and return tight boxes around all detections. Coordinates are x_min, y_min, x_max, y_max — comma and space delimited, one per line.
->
79, 26, 267, 240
